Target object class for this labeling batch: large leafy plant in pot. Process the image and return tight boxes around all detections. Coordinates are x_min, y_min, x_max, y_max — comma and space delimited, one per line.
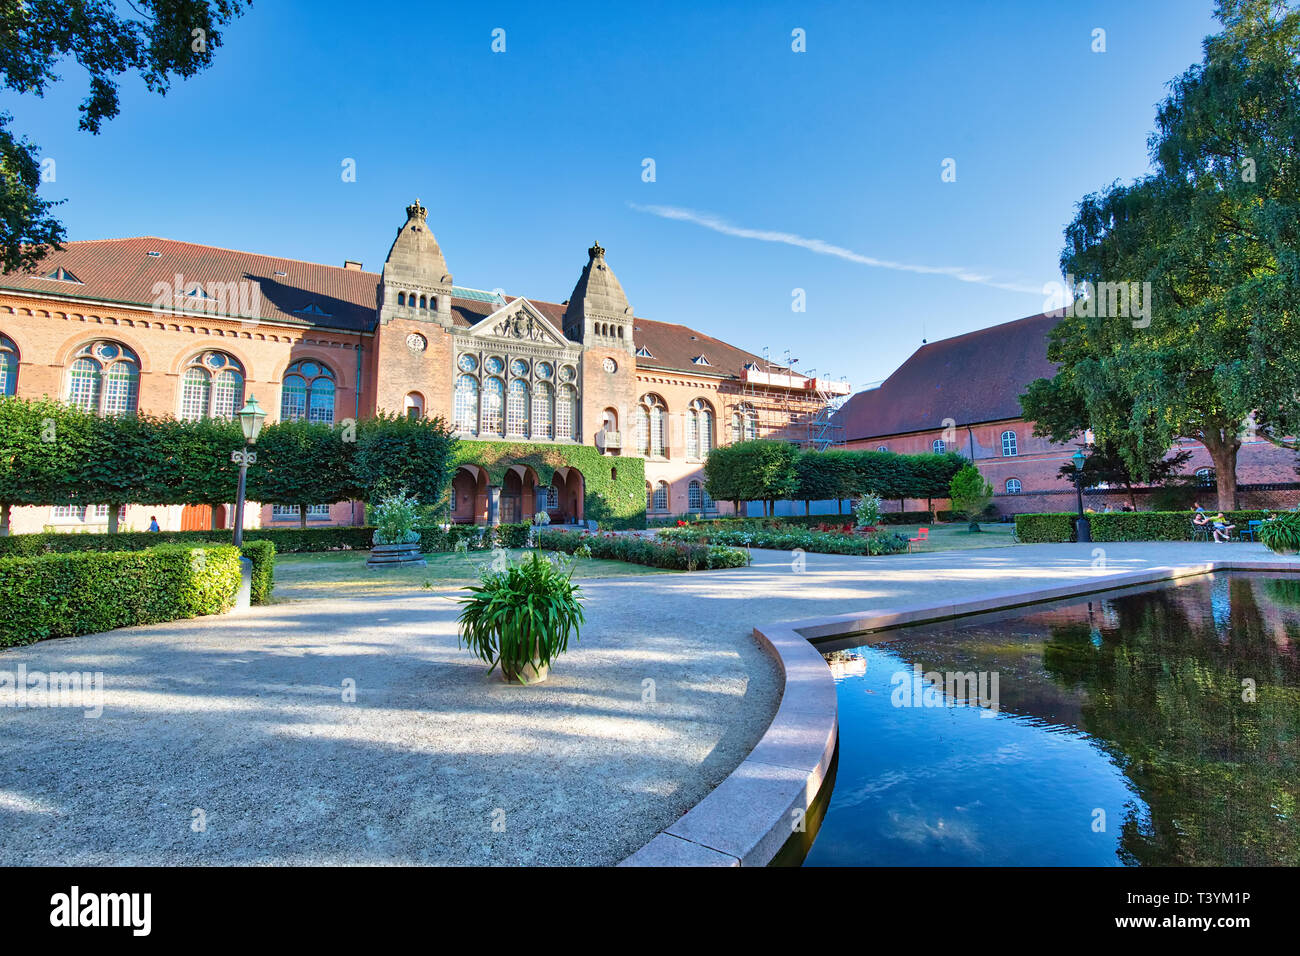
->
1259, 511, 1300, 556
456, 551, 585, 684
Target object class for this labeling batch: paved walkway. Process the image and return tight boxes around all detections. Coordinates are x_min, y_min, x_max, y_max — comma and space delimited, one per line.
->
1, 540, 1289, 865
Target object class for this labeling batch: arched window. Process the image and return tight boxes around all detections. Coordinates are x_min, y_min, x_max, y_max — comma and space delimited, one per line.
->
730, 403, 757, 443
1005, 478, 1022, 494
281, 360, 335, 423
481, 377, 505, 436
1195, 467, 1214, 488
179, 351, 244, 420
639, 394, 667, 457
0, 333, 18, 396
397, 292, 406, 307
454, 375, 478, 434
688, 480, 703, 511
557, 384, 577, 441
652, 480, 669, 511
686, 399, 714, 459
67, 341, 140, 415
507, 379, 530, 437
702, 484, 714, 512
877, 446, 888, 453
645, 481, 653, 511
932, 438, 946, 454
405, 392, 425, 419
533, 381, 554, 439
1001, 430, 1018, 457
544, 485, 559, 509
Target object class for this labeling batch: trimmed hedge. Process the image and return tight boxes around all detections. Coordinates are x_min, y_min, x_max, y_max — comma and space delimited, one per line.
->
658, 525, 911, 556
647, 511, 960, 530
240, 540, 275, 605
1014, 510, 1275, 543
0, 543, 243, 646
537, 529, 750, 571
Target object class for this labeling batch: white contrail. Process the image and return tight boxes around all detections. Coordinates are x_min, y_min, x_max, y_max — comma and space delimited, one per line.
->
628, 203, 1042, 295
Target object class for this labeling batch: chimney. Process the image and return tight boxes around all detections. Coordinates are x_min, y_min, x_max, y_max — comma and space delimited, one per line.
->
343, 260, 363, 271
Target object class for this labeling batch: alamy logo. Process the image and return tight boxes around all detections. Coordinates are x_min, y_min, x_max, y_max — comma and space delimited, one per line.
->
150, 273, 262, 319
49, 886, 151, 936
890, 663, 1000, 717
1042, 274, 1152, 328
0, 665, 103, 717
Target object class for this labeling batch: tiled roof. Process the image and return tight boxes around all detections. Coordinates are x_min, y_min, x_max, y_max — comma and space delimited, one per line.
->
834, 312, 1061, 440
3, 237, 379, 332
6, 237, 774, 377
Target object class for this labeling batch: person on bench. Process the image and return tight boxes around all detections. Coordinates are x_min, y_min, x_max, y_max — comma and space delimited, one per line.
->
1211, 512, 1236, 543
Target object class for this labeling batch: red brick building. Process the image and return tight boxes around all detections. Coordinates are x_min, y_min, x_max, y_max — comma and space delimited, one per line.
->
0, 200, 836, 533
834, 312, 1300, 515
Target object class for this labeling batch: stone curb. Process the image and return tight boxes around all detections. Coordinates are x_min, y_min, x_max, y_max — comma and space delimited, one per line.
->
618, 553, 1299, 867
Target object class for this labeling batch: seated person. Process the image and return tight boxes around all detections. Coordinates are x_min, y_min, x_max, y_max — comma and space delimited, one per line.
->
1192, 508, 1211, 528
1211, 512, 1236, 542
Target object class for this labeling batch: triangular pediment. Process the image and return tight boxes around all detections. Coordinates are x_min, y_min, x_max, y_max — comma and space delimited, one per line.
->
467, 298, 571, 349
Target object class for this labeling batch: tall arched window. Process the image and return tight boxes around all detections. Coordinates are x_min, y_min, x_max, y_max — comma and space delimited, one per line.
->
507, 379, 530, 437
454, 375, 479, 434
0, 333, 18, 396
688, 480, 703, 511
179, 351, 244, 420
686, 399, 714, 459
67, 341, 139, 415
932, 438, 946, 454
557, 384, 577, 441
639, 394, 667, 457
405, 392, 425, 419
281, 360, 335, 423
652, 480, 669, 511
533, 381, 554, 439
1001, 430, 1018, 457
482, 377, 505, 436
1005, 478, 1022, 494
730, 403, 756, 443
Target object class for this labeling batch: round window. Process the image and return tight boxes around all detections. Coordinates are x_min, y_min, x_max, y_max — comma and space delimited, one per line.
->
484, 356, 505, 375
560, 365, 576, 382
536, 362, 553, 379
510, 358, 529, 377
458, 354, 478, 373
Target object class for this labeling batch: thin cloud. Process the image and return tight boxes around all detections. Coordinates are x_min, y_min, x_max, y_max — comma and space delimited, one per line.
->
628, 203, 1042, 295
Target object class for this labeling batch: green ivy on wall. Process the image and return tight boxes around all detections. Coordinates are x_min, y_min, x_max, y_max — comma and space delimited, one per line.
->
454, 441, 646, 529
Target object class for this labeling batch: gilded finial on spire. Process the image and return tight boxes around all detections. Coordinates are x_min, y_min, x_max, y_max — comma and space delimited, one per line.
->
588, 240, 605, 259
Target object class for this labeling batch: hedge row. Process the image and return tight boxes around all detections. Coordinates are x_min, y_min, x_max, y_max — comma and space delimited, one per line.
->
1014, 510, 1275, 543
241, 540, 276, 606
0, 543, 245, 646
537, 529, 750, 571
0, 523, 537, 557
658, 525, 912, 556
648, 512, 959, 531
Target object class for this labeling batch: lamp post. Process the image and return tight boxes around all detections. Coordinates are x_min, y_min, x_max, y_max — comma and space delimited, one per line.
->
1072, 448, 1091, 544
231, 395, 267, 547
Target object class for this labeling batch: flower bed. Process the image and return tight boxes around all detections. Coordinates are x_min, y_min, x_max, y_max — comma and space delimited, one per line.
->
537, 529, 750, 571
657, 525, 910, 556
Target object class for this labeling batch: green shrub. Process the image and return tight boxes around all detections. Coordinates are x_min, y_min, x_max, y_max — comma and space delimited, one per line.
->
240, 540, 276, 605
854, 494, 883, 527
658, 524, 909, 557
371, 489, 421, 545
1259, 511, 1300, 554
0, 544, 242, 646
538, 529, 750, 571
1014, 510, 1274, 543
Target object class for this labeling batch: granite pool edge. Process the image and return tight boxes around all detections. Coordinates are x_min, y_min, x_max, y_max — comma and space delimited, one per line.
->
618, 555, 1300, 867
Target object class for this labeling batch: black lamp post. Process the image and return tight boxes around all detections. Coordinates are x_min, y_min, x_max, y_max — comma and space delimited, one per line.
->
231, 395, 267, 547
1072, 448, 1091, 543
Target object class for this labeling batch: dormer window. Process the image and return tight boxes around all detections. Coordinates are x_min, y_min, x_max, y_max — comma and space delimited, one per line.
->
185, 284, 212, 299
295, 303, 330, 316
692, 355, 711, 366
146, 251, 161, 258
635, 346, 653, 358
41, 267, 83, 283
273, 270, 287, 277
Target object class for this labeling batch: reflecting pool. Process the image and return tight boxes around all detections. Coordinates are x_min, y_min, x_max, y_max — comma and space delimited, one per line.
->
803, 573, 1300, 866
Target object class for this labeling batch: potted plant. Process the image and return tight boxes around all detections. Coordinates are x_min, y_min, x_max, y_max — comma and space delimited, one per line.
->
367, 489, 426, 567
1259, 510, 1300, 556
457, 551, 585, 684
854, 493, 883, 533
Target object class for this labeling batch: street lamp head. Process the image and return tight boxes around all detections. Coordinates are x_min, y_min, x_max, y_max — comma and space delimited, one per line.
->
1072, 449, 1086, 470
238, 395, 267, 444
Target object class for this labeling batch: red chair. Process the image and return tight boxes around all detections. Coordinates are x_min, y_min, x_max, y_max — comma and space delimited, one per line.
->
908, 527, 929, 553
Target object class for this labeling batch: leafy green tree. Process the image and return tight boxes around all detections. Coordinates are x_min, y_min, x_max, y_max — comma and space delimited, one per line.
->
703, 440, 798, 516
76, 412, 172, 532
0, 397, 95, 532
794, 449, 858, 514
351, 413, 457, 507
0, 1, 248, 272
248, 420, 353, 529
1049, 0, 1300, 510
948, 464, 993, 530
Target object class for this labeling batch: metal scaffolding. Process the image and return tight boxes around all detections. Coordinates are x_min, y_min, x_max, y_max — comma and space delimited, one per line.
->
738, 350, 850, 451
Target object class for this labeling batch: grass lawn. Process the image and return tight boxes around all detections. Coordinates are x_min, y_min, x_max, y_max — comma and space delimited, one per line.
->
272, 548, 670, 602
886, 521, 1019, 551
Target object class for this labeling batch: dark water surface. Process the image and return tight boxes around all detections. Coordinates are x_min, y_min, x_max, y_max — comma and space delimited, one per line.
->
803, 573, 1300, 866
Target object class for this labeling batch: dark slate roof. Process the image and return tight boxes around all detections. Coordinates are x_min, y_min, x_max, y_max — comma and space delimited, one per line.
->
4, 237, 381, 332
627, 318, 768, 378
834, 312, 1061, 440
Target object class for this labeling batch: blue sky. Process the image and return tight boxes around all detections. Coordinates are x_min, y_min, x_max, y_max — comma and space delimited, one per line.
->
13, 0, 1218, 386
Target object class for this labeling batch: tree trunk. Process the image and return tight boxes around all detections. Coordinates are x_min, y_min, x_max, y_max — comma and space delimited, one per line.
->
1202, 430, 1242, 511
107, 505, 120, 534
837, 499, 843, 514
210, 504, 222, 530
804, 500, 810, 516
299, 504, 308, 529
1126, 484, 1137, 511
0, 502, 9, 536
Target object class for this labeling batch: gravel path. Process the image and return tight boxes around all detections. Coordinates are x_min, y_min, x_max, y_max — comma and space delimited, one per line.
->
1, 540, 1280, 865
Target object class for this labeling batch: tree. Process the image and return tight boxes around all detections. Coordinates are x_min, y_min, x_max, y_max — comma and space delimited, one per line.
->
948, 464, 993, 531
248, 420, 353, 529
1049, 0, 1300, 510
910, 452, 968, 522
351, 413, 457, 508
76, 412, 171, 531
0, 397, 95, 532
703, 440, 798, 516
0, 1, 248, 272
794, 449, 858, 514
